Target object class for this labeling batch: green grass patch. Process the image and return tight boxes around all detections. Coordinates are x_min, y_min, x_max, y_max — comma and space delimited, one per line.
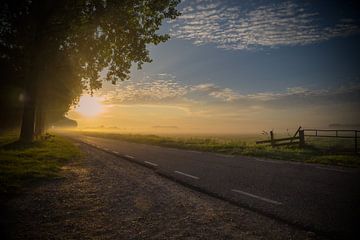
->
0, 133, 81, 194
80, 131, 360, 168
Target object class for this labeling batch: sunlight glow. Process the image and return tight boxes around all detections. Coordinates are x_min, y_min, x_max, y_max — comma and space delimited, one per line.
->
76, 95, 103, 117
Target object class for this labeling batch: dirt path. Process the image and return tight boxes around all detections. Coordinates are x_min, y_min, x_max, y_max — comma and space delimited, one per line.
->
1, 142, 325, 239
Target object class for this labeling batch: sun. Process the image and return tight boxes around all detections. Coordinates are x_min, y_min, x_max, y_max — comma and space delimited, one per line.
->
76, 95, 103, 117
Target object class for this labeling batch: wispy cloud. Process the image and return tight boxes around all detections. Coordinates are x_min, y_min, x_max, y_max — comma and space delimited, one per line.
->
101, 73, 189, 104
170, 0, 360, 50
99, 72, 360, 111
77, 73, 360, 131
191, 83, 241, 101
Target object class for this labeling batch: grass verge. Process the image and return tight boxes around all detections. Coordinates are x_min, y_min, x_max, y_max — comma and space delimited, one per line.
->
0, 133, 81, 194
80, 131, 360, 168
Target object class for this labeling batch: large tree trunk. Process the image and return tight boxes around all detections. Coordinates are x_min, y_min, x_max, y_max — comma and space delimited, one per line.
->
19, 40, 42, 142
18, 1, 54, 142
34, 102, 46, 138
19, 83, 37, 142
19, 36, 41, 142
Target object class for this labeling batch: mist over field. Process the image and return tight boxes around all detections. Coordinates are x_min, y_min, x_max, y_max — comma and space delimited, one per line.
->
1, 1, 359, 239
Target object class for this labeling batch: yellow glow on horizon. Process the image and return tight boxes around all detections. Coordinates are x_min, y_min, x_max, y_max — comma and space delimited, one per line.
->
76, 95, 103, 117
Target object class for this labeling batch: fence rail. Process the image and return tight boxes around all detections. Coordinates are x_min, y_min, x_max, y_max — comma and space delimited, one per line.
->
256, 127, 359, 153
303, 129, 359, 153
256, 136, 299, 144
303, 129, 359, 138
256, 127, 304, 148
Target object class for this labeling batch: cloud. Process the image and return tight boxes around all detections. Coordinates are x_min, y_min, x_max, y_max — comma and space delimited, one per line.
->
209, 88, 241, 102
191, 83, 241, 101
191, 82, 360, 109
170, 0, 360, 50
241, 83, 360, 108
152, 125, 179, 129
99, 72, 360, 113
191, 83, 219, 92
84, 73, 360, 131
101, 73, 189, 104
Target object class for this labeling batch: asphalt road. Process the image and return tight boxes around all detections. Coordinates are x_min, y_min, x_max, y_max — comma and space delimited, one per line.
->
69, 134, 360, 239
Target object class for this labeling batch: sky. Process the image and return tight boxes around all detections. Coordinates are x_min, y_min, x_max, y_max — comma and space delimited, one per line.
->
67, 0, 360, 134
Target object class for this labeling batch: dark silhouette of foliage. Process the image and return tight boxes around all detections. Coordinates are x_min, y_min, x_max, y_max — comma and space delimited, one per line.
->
0, 0, 180, 141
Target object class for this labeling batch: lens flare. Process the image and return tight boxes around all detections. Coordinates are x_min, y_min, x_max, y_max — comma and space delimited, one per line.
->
76, 95, 103, 117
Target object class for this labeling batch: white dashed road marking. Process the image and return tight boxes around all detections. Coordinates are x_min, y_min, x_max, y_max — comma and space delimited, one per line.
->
144, 161, 158, 167
113, 151, 119, 154
125, 155, 135, 159
231, 189, 282, 205
174, 171, 199, 180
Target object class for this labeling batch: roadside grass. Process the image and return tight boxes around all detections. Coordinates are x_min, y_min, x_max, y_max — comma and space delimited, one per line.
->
80, 131, 360, 168
0, 133, 81, 194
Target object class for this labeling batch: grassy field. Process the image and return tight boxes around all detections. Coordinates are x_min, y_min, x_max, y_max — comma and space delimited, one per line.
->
0, 133, 81, 194
80, 131, 360, 168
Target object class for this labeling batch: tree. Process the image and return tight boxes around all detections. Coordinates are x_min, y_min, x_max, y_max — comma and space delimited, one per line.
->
34, 51, 84, 136
0, 0, 180, 141
0, 56, 24, 132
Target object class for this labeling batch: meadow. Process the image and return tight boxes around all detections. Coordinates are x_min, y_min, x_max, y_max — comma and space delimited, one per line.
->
0, 132, 81, 194
80, 131, 360, 167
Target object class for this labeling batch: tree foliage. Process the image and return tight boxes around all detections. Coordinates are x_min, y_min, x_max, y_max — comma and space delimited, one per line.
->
0, 0, 180, 140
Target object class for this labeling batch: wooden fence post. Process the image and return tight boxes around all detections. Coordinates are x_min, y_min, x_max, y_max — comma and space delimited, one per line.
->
299, 130, 305, 148
355, 131, 358, 154
290, 126, 301, 143
270, 131, 275, 147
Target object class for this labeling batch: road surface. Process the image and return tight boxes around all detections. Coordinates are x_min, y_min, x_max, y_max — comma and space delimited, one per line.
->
69, 134, 360, 239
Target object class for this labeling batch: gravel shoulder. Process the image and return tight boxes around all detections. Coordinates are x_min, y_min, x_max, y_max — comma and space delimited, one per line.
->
1, 142, 326, 240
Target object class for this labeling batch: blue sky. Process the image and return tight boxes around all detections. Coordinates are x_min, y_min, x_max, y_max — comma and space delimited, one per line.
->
144, 0, 360, 92
72, 0, 360, 133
